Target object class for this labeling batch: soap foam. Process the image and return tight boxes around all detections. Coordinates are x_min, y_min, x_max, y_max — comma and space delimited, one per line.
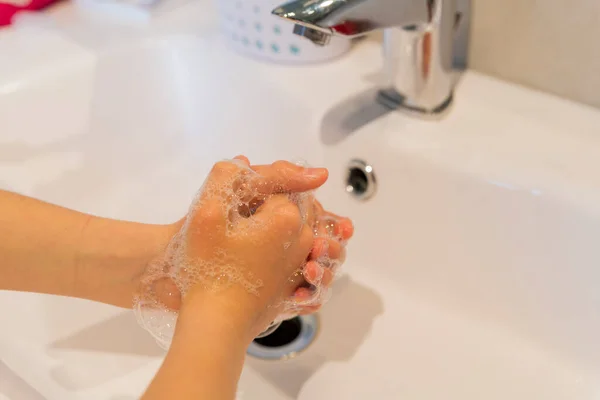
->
134, 159, 349, 349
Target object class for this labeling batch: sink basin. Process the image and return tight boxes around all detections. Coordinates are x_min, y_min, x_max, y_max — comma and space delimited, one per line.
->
1, 3, 600, 399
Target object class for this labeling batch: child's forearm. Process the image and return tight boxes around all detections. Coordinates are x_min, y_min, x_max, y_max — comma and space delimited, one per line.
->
0, 189, 174, 307
142, 295, 252, 400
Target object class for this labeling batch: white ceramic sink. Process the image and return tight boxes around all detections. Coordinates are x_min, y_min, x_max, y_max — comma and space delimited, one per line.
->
1, 3, 600, 399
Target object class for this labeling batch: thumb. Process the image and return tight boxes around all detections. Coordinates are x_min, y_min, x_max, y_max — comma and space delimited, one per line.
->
251, 161, 328, 194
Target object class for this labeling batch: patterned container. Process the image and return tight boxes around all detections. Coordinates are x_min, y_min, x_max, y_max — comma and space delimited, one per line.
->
215, 0, 352, 64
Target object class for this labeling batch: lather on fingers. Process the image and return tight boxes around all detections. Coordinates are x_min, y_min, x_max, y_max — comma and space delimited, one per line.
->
234, 155, 352, 310
234, 156, 329, 195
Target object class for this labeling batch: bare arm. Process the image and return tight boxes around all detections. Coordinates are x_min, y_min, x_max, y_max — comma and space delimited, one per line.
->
0, 189, 174, 307
0, 158, 351, 399
142, 293, 253, 400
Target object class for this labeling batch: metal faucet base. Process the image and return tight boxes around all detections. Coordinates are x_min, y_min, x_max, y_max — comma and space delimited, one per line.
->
376, 90, 454, 119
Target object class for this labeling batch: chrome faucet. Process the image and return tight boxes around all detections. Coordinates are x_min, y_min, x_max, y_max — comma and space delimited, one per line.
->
272, 0, 461, 116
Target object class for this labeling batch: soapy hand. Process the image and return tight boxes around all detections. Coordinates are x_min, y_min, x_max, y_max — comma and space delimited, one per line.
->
135, 156, 353, 345
296, 199, 353, 315
239, 156, 354, 318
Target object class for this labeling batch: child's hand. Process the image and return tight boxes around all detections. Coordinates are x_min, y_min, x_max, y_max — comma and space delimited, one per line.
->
135, 156, 353, 346
178, 157, 325, 338
241, 156, 354, 317
295, 200, 354, 316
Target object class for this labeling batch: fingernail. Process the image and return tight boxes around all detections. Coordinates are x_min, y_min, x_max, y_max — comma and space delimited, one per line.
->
304, 168, 327, 178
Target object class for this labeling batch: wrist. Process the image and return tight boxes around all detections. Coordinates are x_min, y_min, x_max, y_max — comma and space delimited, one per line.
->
75, 217, 178, 308
178, 289, 258, 346
145, 292, 249, 400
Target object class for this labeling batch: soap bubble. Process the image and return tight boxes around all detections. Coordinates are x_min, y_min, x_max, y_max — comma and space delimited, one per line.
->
133, 159, 349, 349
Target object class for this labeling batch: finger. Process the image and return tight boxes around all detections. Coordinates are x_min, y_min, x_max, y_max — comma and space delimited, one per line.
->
315, 216, 354, 243
250, 161, 328, 194
303, 261, 323, 285
310, 237, 327, 259
233, 155, 251, 166
253, 194, 297, 216
252, 195, 304, 237
310, 237, 342, 260
197, 159, 251, 216
313, 200, 354, 241
303, 260, 336, 288
201, 159, 249, 201
293, 286, 315, 301
208, 159, 248, 181
335, 218, 354, 240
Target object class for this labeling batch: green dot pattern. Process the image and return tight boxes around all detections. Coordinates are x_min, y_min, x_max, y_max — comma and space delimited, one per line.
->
224, 3, 313, 57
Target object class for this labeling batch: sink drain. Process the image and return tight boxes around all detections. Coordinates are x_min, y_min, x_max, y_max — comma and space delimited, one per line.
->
247, 315, 318, 360
346, 159, 377, 201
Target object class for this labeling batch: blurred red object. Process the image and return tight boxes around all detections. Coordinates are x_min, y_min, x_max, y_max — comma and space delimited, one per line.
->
0, 0, 60, 26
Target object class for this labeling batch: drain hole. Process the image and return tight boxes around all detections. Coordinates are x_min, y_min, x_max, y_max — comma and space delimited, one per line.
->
253, 317, 302, 348
346, 159, 376, 201
247, 314, 318, 360
347, 168, 369, 196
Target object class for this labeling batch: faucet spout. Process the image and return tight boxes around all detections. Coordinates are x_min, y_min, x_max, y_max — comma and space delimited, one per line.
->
272, 0, 460, 117
272, 0, 430, 37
